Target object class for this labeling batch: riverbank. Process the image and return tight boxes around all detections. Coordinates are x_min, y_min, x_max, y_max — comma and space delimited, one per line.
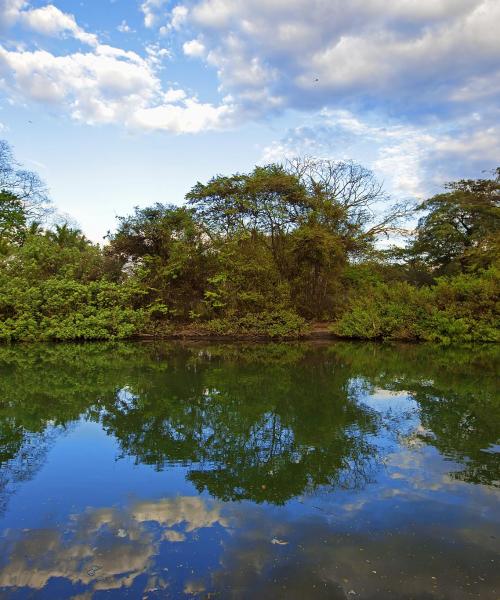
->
138, 321, 335, 342
2, 153, 498, 347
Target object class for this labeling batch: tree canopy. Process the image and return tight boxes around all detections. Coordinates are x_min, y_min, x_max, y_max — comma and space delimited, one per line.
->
0, 137, 498, 343
409, 168, 500, 274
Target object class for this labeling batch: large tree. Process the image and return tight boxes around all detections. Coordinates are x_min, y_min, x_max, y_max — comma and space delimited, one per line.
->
410, 168, 500, 274
187, 159, 408, 318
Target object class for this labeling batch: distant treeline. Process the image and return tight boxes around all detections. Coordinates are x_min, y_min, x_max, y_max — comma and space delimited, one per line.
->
0, 140, 498, 342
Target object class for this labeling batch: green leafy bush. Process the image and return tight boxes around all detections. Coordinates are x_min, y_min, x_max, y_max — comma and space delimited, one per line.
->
0, 277, 147, 341
332, 268, 499, 343
203, 310, 308, 339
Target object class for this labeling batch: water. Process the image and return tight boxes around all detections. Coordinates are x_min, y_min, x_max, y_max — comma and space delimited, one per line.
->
0, 341, 498, 599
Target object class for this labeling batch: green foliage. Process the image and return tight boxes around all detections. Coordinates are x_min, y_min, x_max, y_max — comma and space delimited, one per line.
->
333, 267, 499, 343
108, 204, 212, 319
0, 191, 26, 251
407, 168, 500, 276
203, 309, 308, 339
187, 159, 393, 320
0, 277, 146, 341
0, 145, 498, 344
288, 224, 346, 318
203, 233, 292, 317
3, 230, 105, 282
0, 210, 149, 341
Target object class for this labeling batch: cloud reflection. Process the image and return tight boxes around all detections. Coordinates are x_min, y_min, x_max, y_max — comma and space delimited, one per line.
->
0, 487, 499, 599
0, 495, 228, 595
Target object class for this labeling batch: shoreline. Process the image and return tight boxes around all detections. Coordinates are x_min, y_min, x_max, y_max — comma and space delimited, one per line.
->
137, 322, 336, 342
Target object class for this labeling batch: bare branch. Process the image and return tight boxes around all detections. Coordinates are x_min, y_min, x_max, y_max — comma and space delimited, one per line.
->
0, 139, 51, 222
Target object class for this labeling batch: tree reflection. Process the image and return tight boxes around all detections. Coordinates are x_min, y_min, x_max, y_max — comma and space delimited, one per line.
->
100, 346, 380, 503
0, 340, 498, 516
327, 342, 500, 487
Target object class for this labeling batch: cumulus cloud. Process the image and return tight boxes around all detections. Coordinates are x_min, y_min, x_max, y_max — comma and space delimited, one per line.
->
132, 99, 231, 133
0, 1, 97, 45
0, 0, 25, 29
0, 40, 234, 133
170, 5, 188, 30
180, 0, 500, 119
183, 38, 205, 57
20, 4, 97, 45
141, 0, 168, 28
1, 0, 499, 155
158, 5, 189, 35
0, 1, 236, 133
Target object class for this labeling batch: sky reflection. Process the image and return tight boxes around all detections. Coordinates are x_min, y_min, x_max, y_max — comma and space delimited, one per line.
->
0, 342, 498, 598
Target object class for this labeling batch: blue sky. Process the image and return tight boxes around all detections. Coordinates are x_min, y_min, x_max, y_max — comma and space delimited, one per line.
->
0, 0, 499, 240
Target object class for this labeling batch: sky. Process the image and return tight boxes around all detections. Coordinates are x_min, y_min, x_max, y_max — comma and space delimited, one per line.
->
0, 0, 499, 240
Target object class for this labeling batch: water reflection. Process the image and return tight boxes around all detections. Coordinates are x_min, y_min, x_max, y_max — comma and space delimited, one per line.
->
328, 342, 500, 487
1, 492, 498, 598
0, 341, 499, 598
101, 353, 380, 504
0, 495, 227, 595
0, 342, 498, 509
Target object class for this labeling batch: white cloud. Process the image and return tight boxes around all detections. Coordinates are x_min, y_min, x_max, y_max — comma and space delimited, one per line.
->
1, 0, 498, 167
170, 5, 188, 30
132, 99, 232, 133
117, 20, 133, 33
183, 39, 205, 57
141, 0, 167, 28
20, 4, 97, 45
181, 0, 500, 121
158, 5, 189, 35
0, 0, 23, 29
0, 43, 234, 133
0, 0, 235, 134
163, 88, 187, 102
0, 1, 97, 45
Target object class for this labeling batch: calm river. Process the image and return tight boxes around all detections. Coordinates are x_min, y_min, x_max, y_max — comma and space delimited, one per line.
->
0, 342, 498, 599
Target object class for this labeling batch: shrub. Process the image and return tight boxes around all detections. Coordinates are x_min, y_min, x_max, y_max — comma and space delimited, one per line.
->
0, 277, 147, 341
203, 310, 308, 339
332, 268, 499, 343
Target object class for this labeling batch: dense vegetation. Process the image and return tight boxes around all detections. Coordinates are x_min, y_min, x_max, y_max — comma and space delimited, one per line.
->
0, 140, 498, 342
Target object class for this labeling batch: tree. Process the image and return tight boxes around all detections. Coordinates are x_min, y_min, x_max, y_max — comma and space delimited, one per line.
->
0, 140, 51, 222
187, 159, 405, 318
187, 165, 308, 270
46, 223, 90, 251
409, 168, 500, 275
0, 191, 26, 250
284, 157, 411, 251
108, 204, 212, 318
